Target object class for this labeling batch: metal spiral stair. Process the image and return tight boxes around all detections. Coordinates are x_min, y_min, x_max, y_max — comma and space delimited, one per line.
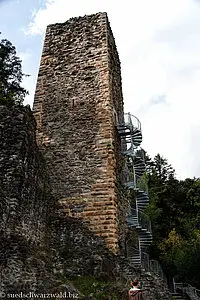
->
136, 190, 149, 211
127, 208, 152, 251
117, 113, 142, 149
118, 112, 152, 269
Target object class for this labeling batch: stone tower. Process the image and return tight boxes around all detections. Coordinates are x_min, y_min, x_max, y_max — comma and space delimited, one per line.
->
33, 12, 124, 251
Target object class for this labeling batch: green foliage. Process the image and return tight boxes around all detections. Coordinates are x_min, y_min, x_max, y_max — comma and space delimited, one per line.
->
137, 172, 148, 193
145, 153, 200, 288
0, 34, 28, 105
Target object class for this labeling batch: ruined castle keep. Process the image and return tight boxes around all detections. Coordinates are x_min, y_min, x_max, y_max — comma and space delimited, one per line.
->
0, 12, 171, 299
33, 12, 125, 251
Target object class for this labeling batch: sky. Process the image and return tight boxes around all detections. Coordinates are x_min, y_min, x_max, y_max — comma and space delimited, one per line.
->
1, 0, 200, 180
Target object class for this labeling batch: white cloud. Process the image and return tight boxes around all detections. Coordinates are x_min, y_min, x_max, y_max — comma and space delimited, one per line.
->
25, 0, 200, 179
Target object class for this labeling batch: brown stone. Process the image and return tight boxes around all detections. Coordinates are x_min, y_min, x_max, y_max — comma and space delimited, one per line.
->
33, 12, 125, 252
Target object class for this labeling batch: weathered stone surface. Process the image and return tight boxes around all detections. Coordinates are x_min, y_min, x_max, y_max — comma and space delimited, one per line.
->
33, 12, 125, 251
50, 213, 119, 279
0, 104, 55, 295
140, 272, 171, 300
0, 104, 50, 244
0, 104, 119, 296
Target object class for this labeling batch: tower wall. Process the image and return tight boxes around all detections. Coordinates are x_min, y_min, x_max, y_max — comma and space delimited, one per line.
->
33, 12, 124, 251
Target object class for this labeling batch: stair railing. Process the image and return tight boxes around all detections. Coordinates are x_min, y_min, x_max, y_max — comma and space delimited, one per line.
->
134, 148, 145, 160
150, 260, 167, 282
121, 156, 148, 192
124, 113, 142, 131
121, 159, 137, 189
186, 285, 200, 300
141, 251, 150, 272
117, 113, 142, 146
126, 245, 140, 262
122, 147, 145, 167
173, 281, 200, 300
119, 112, 153, 271
137, 210, 152, 233
126, 209, 152, 232
136, 174, 148, 194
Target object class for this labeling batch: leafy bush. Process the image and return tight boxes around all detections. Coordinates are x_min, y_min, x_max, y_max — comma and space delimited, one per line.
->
0, 34, 28, 105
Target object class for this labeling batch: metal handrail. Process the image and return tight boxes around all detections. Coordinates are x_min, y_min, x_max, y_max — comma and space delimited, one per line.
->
124, 112, 142, 131
150, 260, 163, 277
126, 244, 150, 272
150, 260, 167, 283
127, 208, 152, 233
120, 159, 136, 188
136, 174, 148, 194
126, 244, 140, 259
121, 143, 148, 193
121, 160, 148, 192
138, 209, 152, 233
118, 113, 142, 151
123, 147, 145, 161
141, 251, 150, 272
126, 244, 167, 279
135, 148, 145, 161
174, 281, 200, 300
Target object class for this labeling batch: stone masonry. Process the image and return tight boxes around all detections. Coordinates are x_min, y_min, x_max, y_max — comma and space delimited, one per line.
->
0, 104, 120, 295
33, 12, 125, 251
0, 105, 54, 294
0, 105, 50, 245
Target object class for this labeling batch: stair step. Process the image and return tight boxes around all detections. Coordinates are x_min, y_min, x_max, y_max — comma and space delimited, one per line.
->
136, 199, 149, 202
137, 198, 149, 202
141, 243, 152, 247
140, 241, 152, 243
137, 206, 149, 209
137, 200, 148, 202
138, 230, 152, 234
137, 196, 149, 200
117, 126, 142, 147
139, 235, 152, 238
140, 234, 152, 238
137, 193, 148, 198
134, 163, 145, 169
140, 239, 153, 242
137, 200, 149, 204
137, 199, 149, 202
134, 165, 145, 171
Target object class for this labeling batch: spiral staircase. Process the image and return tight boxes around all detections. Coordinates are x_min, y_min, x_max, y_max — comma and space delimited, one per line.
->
117, 112, 153, 268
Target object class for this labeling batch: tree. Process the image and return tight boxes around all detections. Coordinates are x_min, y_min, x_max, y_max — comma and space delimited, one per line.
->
145, 153, 200, 287
145, 154, 178, 240
0, 35, 28, 105
146, 153, 175, 187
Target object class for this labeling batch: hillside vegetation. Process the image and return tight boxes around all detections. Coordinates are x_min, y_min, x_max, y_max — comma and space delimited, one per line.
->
145, 153, 200, 288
